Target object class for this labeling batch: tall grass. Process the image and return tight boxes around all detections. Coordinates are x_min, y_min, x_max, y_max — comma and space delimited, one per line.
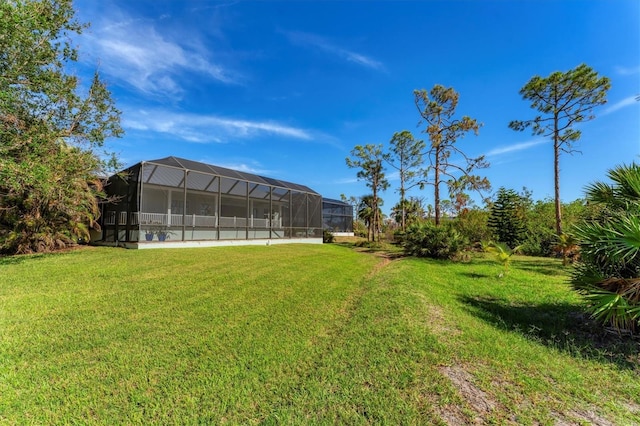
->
1, 245, 638, 424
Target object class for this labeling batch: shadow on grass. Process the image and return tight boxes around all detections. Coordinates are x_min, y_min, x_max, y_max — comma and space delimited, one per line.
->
0, 253, 47, 265
511, 259, 568, 277
458, 272, 492, 279
460, 295, 640, 371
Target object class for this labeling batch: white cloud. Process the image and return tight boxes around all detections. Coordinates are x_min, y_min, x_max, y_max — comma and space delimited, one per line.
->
387, 171, 400, 181
198, 158, 272, 175
602, 95, 638, 116
615, 65, 640, 76
485, 139, 547, 157
123, 109, 313, 143
83, 15, 238, 97
334, 177, 360, 185
283, 30, 384, 71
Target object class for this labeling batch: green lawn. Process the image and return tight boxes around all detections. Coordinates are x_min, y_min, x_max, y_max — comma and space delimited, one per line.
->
1, 244, 638, 424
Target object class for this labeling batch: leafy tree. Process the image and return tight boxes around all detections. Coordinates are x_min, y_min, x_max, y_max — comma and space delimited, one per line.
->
383, 130, 424, 231
414, 85, 490, 226
346, 145, 389, 241
572, 163, 640, 333
509, 64, 610, 236
0, 0, 122, 254
487, 188, 527, 249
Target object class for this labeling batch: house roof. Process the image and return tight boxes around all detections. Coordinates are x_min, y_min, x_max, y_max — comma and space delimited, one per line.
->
138, 156, 320, 195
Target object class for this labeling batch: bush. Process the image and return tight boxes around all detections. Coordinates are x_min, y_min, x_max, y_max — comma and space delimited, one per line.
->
453, 208, 491, 249
322, 229, 335, 243
402, 222, 468, 260
353, 220, 368, 238
571, 163, 640, 333
519, 227, 556, 257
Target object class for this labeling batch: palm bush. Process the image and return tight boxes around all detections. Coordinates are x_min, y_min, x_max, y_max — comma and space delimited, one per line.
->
571, 163, 640, 333
402, 221, 468, 260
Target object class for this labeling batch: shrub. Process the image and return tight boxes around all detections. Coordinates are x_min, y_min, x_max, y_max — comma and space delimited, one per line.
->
353, 220, 368, 238
571, 163, 640, 333
453, 208, 491, 249
519, 227, 556, 257
322, 229, 335, 243
402, 222, 468, 260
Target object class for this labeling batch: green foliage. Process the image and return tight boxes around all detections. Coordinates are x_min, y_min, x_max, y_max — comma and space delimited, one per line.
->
572, 162, 640, 333
553, 233, 579, 266
323, 229, 335, 243
390, 196, 425, 227
453, 208, 491, 248
402, 221, 468, 260
486, 241, 522, 276
518, 196, 594, 257
414, 85, 490, 225
352, 219, 368, 238
488, 187, 526, 248
0, 0, 122, 254
357, 194, 385, 242
346, 145, 389, 241
383, 130, 425, 230
510, 64, 610, 235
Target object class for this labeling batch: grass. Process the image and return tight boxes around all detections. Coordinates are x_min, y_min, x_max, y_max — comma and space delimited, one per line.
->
1, 244, 639, 424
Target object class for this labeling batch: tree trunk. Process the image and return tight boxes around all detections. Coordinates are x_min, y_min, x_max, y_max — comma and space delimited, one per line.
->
372, 183, 378, 242
400, 182, 406, 231
434, 147, 441, 226
554, 116, 563, 236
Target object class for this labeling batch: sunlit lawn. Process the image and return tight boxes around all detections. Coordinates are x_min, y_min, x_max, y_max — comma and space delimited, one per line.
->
1, 244, 638, 424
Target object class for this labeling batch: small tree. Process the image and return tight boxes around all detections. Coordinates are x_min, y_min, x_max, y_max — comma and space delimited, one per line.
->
509, 64, 610, 236
414, 85, 490, 226
346, 144, 389, 242
487, 188, 526, 249
383, 130, 425, 231
486, 242, 522, 277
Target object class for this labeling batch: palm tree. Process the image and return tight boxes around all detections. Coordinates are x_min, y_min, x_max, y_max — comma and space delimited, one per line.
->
358, 195, 383, 242
572, 163, 640, 333
553, 233, 579, 266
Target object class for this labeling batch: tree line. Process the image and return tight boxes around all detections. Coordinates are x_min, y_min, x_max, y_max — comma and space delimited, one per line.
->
345, 65, 610, 244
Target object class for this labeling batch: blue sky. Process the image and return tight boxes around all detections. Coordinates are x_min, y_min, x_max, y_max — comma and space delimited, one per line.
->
73, 0, 639, 214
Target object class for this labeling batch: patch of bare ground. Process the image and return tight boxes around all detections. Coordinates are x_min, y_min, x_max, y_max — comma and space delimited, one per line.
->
438, 365, 504, 425
624, 401, 640, 415
440, 365, 621, 425
409, 291, 461, 337
366, 254, 392, 278
551, 409, 616, 426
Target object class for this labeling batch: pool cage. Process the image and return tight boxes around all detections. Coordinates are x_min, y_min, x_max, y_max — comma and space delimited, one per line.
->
322, 198, 354, 236
98, 157, 323, 245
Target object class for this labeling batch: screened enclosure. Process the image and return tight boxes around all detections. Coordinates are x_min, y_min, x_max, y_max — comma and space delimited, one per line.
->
322, 198, 353, 234
98, 157, 323, 245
